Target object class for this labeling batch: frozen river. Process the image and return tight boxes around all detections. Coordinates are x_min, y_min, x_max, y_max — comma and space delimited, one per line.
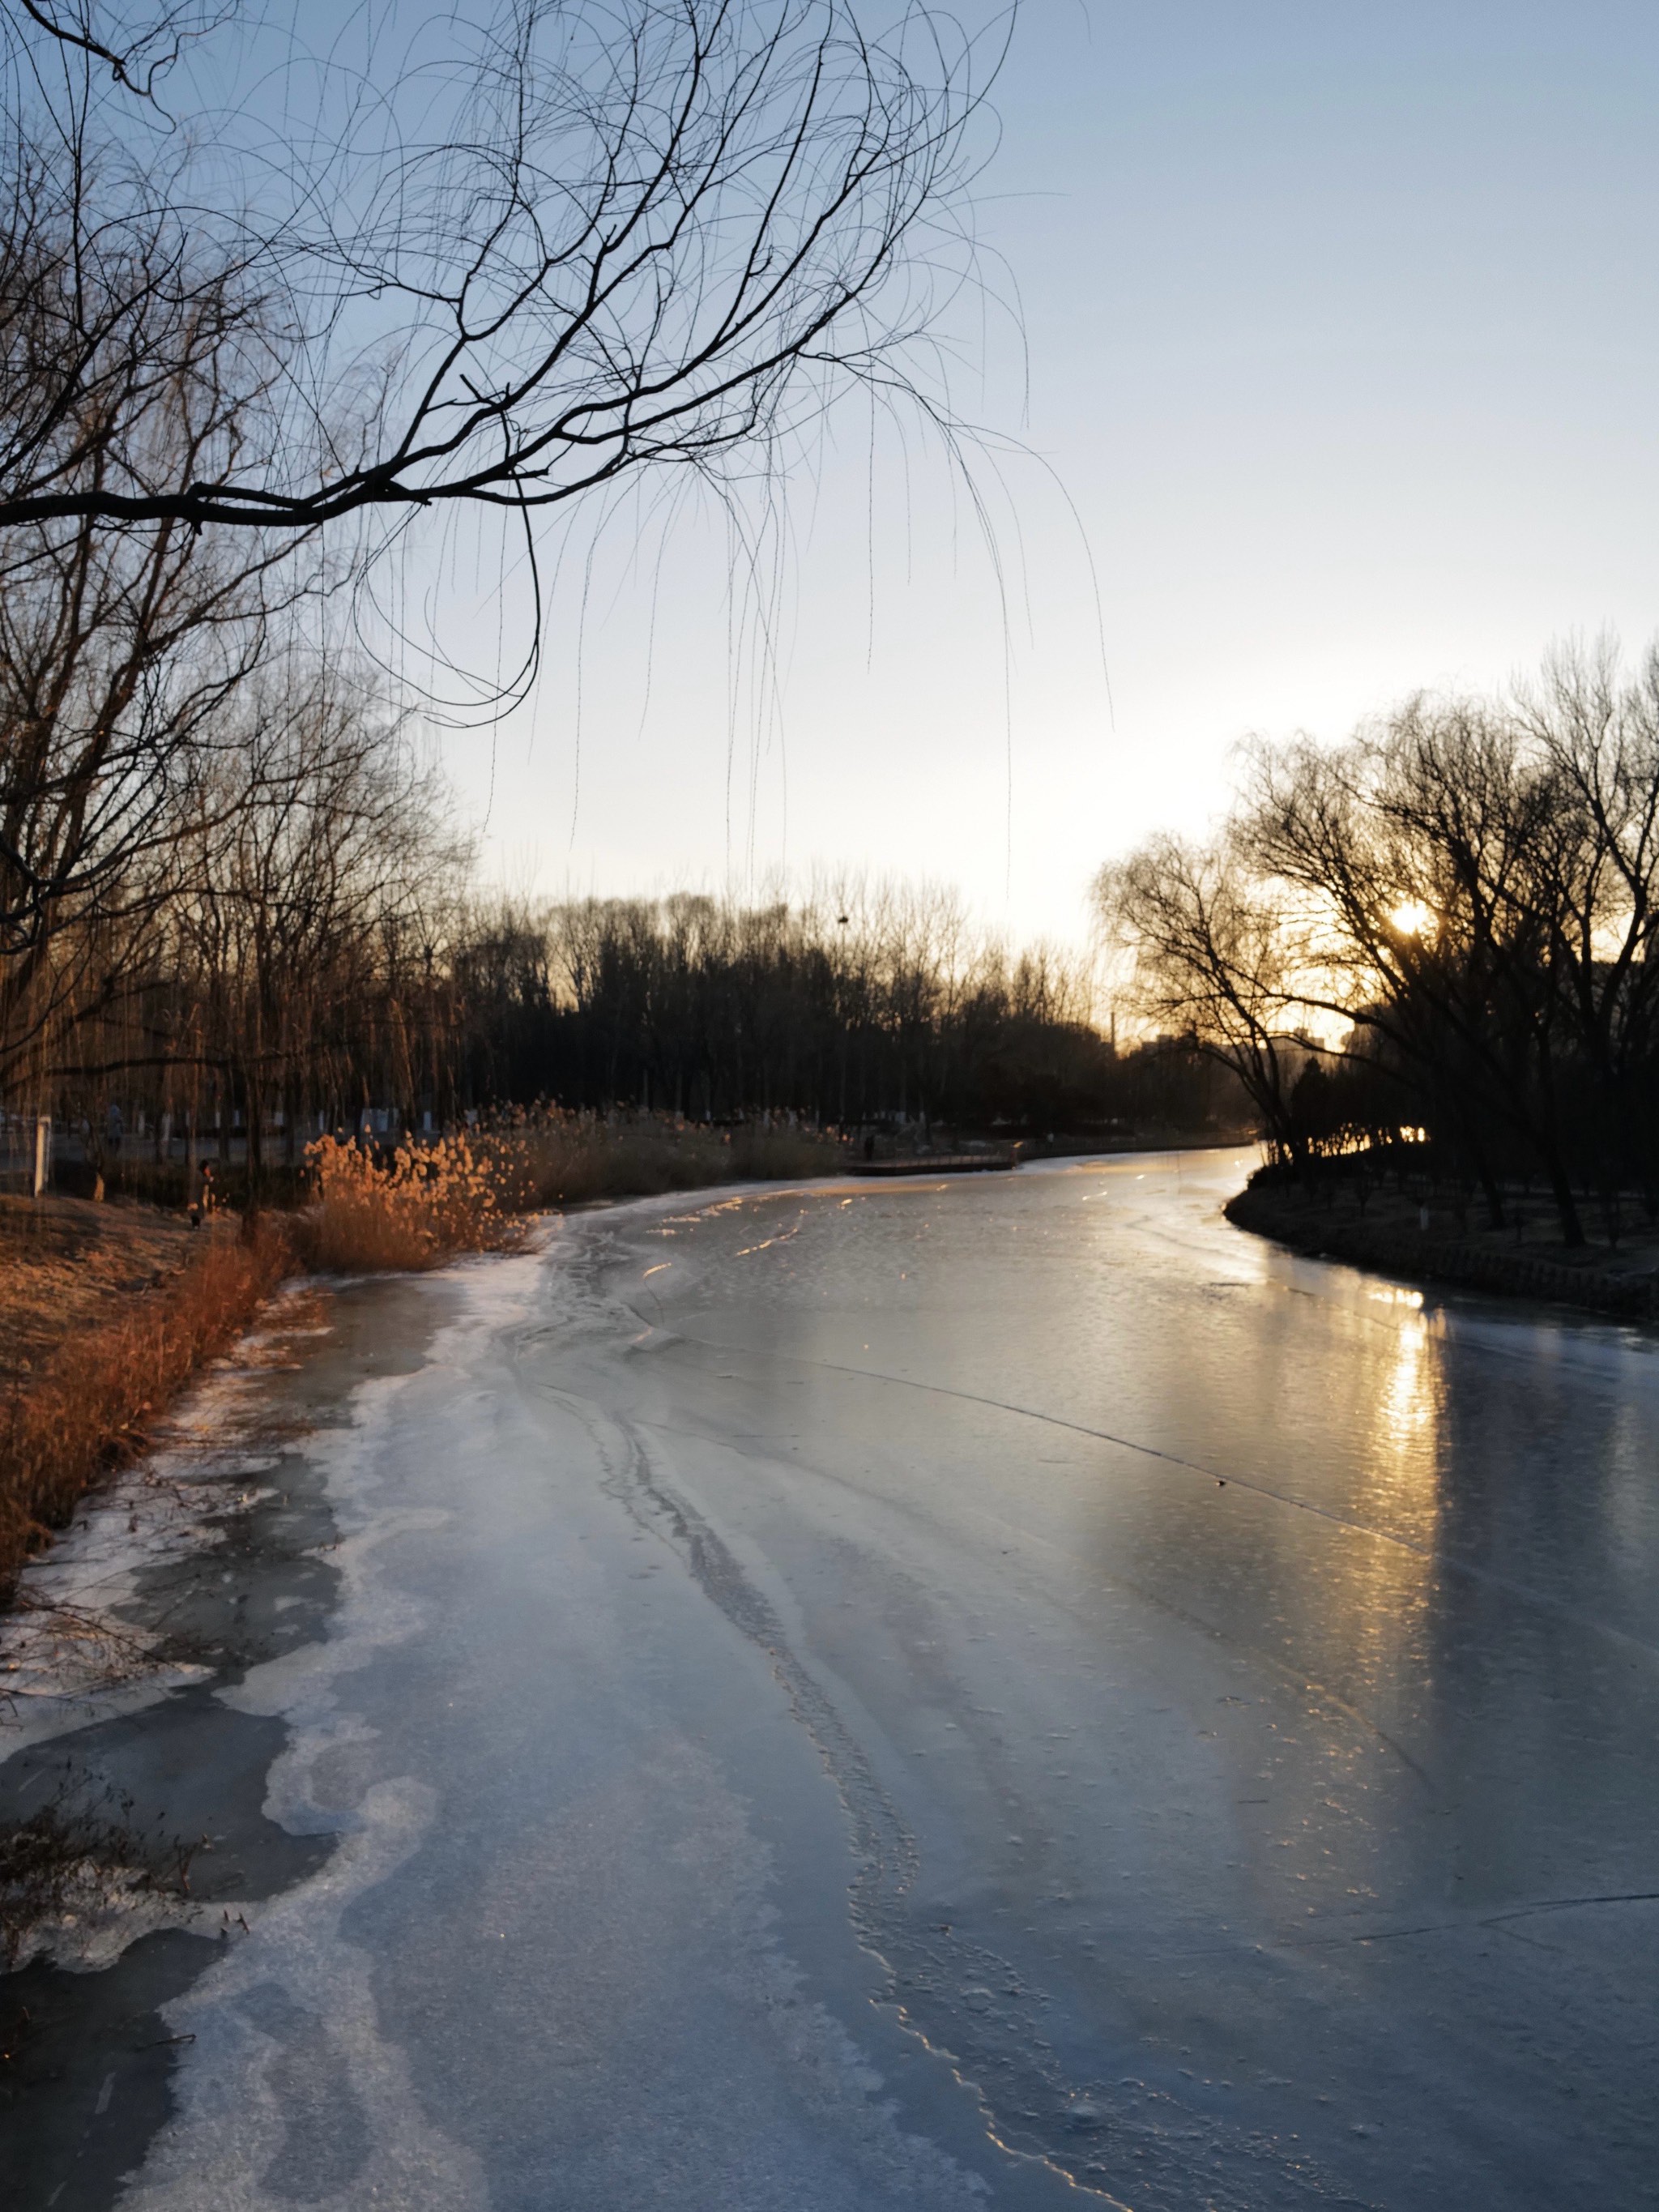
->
13, 1151, 1659, 2208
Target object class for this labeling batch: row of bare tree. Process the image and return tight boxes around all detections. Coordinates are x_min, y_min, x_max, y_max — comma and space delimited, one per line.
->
1100, 640, 1659, 1246
459, 888, 1125, 1133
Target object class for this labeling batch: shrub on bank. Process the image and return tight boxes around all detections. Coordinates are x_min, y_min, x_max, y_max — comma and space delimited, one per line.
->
296, 1112, 850, 1272
29, 1114, 849, 1283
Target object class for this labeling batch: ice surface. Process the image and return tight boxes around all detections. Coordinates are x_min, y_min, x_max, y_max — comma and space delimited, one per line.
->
100, 1153, 1659, 2207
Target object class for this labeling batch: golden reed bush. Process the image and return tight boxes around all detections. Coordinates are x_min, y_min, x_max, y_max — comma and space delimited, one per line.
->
298, 1131, 513, 1272
0, 1215, 293, 1595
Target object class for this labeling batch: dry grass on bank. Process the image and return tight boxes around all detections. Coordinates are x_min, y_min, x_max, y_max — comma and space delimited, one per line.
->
300, 1112, 850, 1273
0, 1216, 292, 1594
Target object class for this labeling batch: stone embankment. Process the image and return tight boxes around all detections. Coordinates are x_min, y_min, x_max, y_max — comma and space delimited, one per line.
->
1225, 1181, 1659, 1323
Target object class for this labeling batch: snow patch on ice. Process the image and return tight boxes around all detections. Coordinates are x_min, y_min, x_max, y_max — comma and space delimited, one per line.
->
119, 1244, 551, 2207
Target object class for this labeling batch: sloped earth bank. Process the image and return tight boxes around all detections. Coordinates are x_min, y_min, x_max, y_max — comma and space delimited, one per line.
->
6, 1154, 1658, 2209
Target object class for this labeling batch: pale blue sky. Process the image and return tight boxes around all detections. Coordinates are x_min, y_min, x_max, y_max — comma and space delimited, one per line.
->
376, 4, 1659, 942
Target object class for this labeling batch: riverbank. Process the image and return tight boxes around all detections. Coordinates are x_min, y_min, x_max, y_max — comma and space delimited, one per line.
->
1226, 1175, 1659, 1322
0, 1266, 418, 2201
1, 1206, 294, 1595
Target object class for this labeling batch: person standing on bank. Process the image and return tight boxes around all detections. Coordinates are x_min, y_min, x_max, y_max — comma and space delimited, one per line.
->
189, 1159, 218, 1228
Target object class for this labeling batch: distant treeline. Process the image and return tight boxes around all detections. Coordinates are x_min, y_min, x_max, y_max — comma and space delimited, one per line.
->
1101, 638, 1659, 1246
1, 620, 1248, 1172
456, 893, 1247, 1136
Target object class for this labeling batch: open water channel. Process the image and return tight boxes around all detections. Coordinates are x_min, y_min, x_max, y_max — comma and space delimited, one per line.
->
5, 1150, 1657, 2209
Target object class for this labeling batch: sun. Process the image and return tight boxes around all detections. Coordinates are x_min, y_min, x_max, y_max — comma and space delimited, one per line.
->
1389, 899, 1435, 938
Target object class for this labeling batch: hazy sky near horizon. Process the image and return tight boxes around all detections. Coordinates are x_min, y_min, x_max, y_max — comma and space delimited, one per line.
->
431, 0, 1659, 947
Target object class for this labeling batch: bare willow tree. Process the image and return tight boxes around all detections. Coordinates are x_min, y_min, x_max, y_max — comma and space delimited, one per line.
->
1094, 833, 1307, 1158
0, 156, 319, 1098
161, 663, 470, 1166
2, 0, 231, 99
0, 0, 1000, 558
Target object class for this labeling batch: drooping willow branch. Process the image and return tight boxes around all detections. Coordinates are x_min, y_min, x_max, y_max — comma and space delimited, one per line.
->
0, 0, 1004, 539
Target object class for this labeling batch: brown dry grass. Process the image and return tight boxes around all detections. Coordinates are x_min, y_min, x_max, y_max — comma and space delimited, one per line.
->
0, 1114, 846, 1599
0, 1196, 194, 1391
0, 1215, 292, 1595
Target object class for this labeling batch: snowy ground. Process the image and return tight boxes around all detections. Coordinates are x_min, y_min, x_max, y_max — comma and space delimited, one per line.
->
6, 1153, 1658, 2208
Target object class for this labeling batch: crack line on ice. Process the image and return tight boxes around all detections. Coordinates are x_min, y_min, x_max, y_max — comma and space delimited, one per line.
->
648, 1326, 1659, 1663
625, 1409, 1441, 1793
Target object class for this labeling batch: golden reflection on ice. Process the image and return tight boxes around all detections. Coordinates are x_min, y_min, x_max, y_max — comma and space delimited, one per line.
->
1334, 1300, 1448, 1692
1380, 1312, 1437, 1462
